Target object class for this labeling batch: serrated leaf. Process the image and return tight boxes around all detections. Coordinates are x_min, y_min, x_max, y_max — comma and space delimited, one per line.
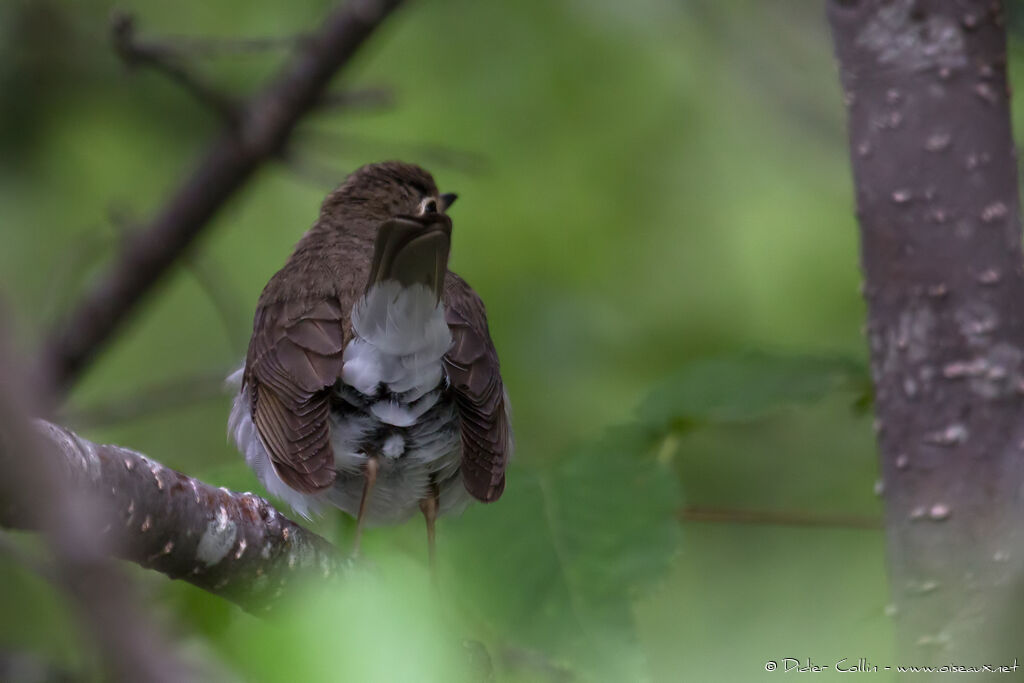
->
443, 424, 681, 680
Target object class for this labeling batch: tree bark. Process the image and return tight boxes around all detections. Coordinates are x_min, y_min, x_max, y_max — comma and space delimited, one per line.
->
0, 331, 193, 681
828, 0, 1024, 669
1, 419, 341, 613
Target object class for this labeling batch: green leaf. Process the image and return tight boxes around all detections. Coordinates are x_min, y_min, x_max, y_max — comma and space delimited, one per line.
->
443, 424, 682, 680
638, 352, 869, 429
218, 556, 475, 683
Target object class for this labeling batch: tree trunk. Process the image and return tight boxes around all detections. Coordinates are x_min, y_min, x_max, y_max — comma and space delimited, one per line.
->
828, 0, 1024, 670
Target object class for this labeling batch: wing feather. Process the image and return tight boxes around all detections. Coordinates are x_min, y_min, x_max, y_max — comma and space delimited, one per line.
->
244, 297, 346, 494
443, 273, 511, 502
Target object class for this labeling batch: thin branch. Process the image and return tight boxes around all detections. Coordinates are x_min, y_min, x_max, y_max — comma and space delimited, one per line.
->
59, 368, 231, 429
280, 150, 352, 190
316, 86, 396, 112
300, 127, 492, 174
39, 229, 111, 327
0, 651, 75, 683
37, 0, 407, 400
498, 645, 575, 682
114, 31, 308, 59
184, 254, 250, 353
1, 419, 342, 613
111, 12, 240, 123
678, 505, 881, 530
0, 530, 54, 581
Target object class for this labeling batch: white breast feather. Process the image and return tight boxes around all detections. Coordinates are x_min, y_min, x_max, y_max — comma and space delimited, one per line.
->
350, 281, 452, 358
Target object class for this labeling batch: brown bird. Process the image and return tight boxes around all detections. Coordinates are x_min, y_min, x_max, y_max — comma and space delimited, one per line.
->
228, 161, 511, 563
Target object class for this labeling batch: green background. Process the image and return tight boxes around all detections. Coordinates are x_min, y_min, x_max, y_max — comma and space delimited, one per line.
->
6, 0, 996, 680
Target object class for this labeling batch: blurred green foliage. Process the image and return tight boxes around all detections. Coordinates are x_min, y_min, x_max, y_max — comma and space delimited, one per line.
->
4, 0, 983, 680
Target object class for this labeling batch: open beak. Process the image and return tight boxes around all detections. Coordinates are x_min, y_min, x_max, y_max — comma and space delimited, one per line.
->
439, 193, 458, 211
366, 216, 452, 300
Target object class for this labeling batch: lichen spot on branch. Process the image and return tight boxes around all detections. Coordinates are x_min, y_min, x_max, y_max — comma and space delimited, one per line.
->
196, 505, 237, 566
856, 0, 967, 72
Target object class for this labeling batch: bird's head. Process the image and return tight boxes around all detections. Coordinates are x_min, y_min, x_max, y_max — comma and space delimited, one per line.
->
323, 161, 457, 299
325, 161, 457, 219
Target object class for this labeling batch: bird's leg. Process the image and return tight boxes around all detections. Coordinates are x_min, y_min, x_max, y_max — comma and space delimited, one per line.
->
352, 455, 379, 556
419, 486, 439, 576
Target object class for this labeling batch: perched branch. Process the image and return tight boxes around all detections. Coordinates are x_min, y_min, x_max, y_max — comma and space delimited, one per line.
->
37, 0, 407, 399
0, 329, 192, 682
1, 419, 342, 613
828, 0, 1024, 665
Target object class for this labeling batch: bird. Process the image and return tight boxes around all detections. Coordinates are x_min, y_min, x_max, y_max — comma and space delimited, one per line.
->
228, 161, 511, 565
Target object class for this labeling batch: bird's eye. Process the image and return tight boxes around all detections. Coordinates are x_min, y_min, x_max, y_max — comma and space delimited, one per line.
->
419, 197, 438, 215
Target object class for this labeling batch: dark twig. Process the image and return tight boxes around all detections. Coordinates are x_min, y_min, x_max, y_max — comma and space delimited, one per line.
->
37, 0, 407, 400
111, 12, 240, 123
316, 86, 396, 112
184, 254, 250, 353
59, 368, 231, 429
280, 151, 352, 190
39, 229, 111, 326
499, 645, 575, 682
678, 505, 881, 530
0, 530, 54, 581
106, 205, 247, 354
300, 127, 492, 174
0, 651, 75, 683
115, 31, 307, 58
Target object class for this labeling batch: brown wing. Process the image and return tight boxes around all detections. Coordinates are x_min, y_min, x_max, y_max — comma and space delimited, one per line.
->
443, 273, 510, 502
244, 297, 347, 493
